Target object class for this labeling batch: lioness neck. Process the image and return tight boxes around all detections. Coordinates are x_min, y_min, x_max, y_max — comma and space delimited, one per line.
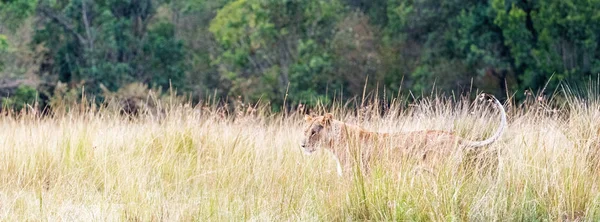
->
331, 120, 386, 140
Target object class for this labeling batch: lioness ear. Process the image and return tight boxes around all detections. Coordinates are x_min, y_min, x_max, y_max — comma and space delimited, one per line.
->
304, 115, 313, 122
322, 113, 334, 124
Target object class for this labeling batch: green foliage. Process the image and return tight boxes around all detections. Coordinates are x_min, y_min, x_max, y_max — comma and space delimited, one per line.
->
32, 0, 187, 100
144, 21, 186, 89
3, 0, 600, 109
290, 39, 336, 105
0, 34, 7, 71
0, 35, 7, 49
455, 3, 515, 94
492, 0, 600, 92
168, 0, 232, 100
2, 85, 37, 111
383, 0, 498, 94
210, 0, 342, 106
0, 0, 37, 30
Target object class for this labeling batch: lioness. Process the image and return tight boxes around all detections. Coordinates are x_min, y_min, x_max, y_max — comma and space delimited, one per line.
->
300, 94, 507, 175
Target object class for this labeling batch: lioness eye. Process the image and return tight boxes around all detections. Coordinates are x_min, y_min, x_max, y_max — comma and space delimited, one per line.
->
311, 130, 316, 136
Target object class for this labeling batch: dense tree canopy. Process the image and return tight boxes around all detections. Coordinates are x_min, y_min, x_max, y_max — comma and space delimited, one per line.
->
209, 0, 343, 107
0, 0, 599, 110
33, 0, 186, 93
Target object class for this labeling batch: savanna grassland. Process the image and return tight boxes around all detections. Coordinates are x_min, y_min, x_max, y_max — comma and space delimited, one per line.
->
1, 91, 600, 221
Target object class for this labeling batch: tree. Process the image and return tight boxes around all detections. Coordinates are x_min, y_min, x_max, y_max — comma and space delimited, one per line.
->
382, 0, 497, 95
3, 0, 600, 109
33, 0, 186, 98
454, 1, 515, 96
166, 0, 231, 100
492, 0, 600, 93
209, 0, 343, 108
0, 0, 36, 30
331, 11, 383, 95
0, 0, 36, 74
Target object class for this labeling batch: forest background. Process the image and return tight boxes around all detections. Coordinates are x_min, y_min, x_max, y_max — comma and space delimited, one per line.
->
1, 0, 599, 111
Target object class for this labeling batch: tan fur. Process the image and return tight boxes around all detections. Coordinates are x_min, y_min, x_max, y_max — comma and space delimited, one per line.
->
300, 94, 507, 175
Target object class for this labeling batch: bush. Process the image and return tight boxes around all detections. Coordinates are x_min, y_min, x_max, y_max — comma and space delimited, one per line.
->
2, 85, 38, 111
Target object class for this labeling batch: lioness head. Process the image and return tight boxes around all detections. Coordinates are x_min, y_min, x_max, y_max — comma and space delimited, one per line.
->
300, 113, 334, 154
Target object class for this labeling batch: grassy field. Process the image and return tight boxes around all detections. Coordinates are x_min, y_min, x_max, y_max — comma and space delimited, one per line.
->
0, 92, 599, 221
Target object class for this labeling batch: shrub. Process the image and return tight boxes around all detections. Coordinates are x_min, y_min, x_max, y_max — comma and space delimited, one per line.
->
2, 84, 38, 111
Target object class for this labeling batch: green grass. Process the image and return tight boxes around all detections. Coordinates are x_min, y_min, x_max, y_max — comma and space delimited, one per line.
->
0, 94, 599, 221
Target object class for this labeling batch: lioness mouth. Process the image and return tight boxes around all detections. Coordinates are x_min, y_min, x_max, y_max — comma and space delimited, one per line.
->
300, 145, 316, 155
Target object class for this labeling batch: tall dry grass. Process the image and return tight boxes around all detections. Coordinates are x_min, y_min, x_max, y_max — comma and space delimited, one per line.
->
0, 89, 599, 221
